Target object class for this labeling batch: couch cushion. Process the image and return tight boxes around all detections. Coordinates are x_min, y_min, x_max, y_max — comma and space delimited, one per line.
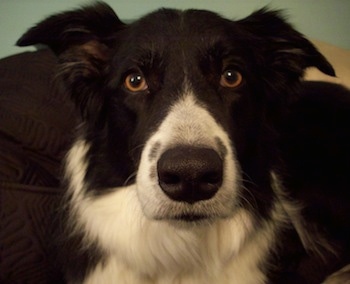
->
0, 49, 75, 283
0, 49, 76, 186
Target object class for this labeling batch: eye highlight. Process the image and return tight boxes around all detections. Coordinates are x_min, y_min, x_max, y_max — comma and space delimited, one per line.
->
220, 69, 243, 88
124, 72, 148, 92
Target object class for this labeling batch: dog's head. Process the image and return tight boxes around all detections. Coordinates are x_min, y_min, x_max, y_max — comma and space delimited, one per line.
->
18, 3, 334, 223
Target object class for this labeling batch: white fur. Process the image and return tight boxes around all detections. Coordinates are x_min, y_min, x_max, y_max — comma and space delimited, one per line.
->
323, 264, 350, 284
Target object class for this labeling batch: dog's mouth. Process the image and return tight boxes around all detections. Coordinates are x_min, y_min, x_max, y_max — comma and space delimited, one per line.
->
172, 214, 210, 222
168, 209, 232, 223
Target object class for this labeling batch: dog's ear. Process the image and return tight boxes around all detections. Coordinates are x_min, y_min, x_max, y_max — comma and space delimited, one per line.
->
237, 8, 335, 100
17, 2, 124, 55
238, 9, 335, 76
17, 2, 126, 122
235, 8, 336, 121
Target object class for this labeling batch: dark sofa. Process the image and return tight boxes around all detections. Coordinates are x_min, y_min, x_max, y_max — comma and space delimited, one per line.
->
0, 49, 76, 283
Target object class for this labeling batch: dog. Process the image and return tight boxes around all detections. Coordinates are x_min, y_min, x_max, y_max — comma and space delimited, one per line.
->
17, 2, 350, 283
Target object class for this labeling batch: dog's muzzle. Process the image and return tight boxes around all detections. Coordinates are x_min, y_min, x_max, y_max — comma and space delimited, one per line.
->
136, 94, 239, 221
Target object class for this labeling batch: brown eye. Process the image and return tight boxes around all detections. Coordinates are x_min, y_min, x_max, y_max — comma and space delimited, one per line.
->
220, 69, 242, 88
124, 72, 148, 92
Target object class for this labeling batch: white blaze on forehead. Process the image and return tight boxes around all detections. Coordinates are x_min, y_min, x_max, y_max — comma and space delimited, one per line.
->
148, 89, 229, 152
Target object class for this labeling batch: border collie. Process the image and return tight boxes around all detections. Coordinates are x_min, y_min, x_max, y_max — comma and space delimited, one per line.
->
17, 2, 350, 283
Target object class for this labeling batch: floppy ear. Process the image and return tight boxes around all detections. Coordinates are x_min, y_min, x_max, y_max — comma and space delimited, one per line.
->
17, 2, 126, 122
237, 9, 335, 102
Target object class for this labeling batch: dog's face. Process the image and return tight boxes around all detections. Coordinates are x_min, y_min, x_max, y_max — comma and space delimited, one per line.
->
18, 3, 334, 224
118, 10, 252, 221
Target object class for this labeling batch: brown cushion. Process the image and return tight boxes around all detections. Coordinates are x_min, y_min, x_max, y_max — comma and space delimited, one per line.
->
0, 49, 76, 283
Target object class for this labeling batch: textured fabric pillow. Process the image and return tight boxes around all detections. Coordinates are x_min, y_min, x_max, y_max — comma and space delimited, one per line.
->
0, 49, 75, 283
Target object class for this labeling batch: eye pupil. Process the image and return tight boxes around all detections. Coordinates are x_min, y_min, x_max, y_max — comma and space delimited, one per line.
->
220, 69, 242, 88
129, 74, 142, 87
124, 72, 148, 92
225, 71, 236, 82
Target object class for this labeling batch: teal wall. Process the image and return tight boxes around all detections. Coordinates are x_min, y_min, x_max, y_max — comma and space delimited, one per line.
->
1, 0, 349, 59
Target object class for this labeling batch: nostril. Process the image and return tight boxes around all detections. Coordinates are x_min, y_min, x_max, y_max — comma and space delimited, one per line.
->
157, 146, 223, 203
202, 171, 222, 184
159, 172, 181, 185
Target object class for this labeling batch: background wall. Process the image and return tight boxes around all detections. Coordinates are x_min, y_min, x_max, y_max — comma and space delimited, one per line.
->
1, 0, 349, 59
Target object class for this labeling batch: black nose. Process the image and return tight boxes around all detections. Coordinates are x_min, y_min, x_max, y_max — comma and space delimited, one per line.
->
157, 146, 223, 204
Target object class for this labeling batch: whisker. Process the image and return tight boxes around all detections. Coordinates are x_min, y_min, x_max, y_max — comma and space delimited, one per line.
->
123, 171, 137, 186
128, 143, 146, 157
238, 184, 259, 213
238, 172, 261, 214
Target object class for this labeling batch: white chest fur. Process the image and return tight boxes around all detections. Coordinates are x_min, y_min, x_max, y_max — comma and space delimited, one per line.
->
76, 190, 280, 284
